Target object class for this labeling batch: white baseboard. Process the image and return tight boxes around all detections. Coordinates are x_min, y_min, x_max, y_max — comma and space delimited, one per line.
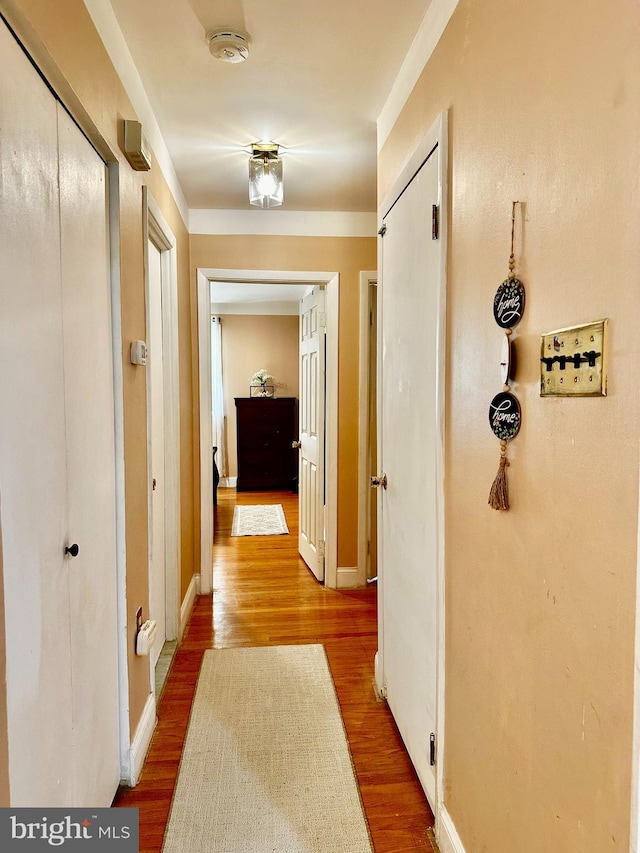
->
180, 572, 199, 639
336, 566, 364, 589
437, 806, 467, 853
220, 477, 237, 488
123, 692, 157, 787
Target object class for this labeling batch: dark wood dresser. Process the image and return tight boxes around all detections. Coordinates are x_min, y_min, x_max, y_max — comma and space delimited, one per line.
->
235, 397, 298, 491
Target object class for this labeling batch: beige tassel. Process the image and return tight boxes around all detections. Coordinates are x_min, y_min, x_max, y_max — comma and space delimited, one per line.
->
488, 445, 510, 511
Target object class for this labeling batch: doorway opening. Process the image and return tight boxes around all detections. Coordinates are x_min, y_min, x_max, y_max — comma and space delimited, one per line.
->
358, 272, 378, 584
197, 269, 339, 592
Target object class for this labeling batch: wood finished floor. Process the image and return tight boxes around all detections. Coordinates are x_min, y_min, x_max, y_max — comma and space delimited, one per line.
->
114, 488, 436, 852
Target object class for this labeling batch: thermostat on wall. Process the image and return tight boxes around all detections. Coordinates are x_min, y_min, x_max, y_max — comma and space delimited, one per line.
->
130, 340, 148, 366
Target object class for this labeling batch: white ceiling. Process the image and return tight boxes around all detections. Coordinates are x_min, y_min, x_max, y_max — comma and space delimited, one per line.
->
107, 0, 432, 212
210, 280, 310, 314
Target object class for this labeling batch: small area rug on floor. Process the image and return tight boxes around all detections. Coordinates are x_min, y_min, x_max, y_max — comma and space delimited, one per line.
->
162, 645, 373, 853
231, 503, 289, 536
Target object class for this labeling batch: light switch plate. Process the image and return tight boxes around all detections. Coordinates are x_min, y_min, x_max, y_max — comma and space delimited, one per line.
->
540, 319, 607, 397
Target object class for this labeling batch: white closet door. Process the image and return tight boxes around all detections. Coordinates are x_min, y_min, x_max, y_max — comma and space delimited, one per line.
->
58, 104, 120, 806
378, 145, 441, 808
0, 21, 74, 804
0, 20, 119, 807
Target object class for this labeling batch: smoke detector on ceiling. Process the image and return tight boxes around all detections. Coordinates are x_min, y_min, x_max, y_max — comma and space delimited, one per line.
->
207, 28, 250, 63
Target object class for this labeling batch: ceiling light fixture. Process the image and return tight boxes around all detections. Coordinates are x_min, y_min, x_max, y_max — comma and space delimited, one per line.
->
248, 143, 283, 209
207, 28, 250, 63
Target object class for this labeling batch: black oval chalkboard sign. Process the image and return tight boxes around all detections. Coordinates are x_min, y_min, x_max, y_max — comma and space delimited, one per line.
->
488, 391, 521, 441
493, 277, 525, 328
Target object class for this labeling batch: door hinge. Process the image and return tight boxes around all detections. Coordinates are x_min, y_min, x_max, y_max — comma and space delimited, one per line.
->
378, 223, 387, 237
317, 539, 326, 557
430, 732, 437, 766
318, 311, 327, 329
432, 205, 439, 240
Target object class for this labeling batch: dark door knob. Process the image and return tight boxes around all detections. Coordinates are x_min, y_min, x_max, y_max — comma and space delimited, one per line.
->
65, 543, 79, 558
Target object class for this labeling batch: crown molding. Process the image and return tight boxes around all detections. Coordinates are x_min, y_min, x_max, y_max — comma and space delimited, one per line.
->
82, 0, 189, 229
189, 209, 377, 238
377, 0, 460, 150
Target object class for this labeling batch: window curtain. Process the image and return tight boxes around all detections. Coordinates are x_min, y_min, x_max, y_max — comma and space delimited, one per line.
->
211, 316, 227, 477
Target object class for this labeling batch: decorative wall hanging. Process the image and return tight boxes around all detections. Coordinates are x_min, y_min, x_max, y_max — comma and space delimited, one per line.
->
488, 201, 524, 511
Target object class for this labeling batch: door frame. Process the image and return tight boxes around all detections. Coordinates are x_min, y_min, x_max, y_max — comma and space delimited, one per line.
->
107, 164, 134, 785
0, 0, 134, 789
632, 484, 640, 853
196, 267, 340, 590
143, 188, 181, 651
358, 271, 378, 586
376, 110, 448, 828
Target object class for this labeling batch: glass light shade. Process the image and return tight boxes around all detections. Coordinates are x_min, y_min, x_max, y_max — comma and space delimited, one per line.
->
249, 155, 283, 208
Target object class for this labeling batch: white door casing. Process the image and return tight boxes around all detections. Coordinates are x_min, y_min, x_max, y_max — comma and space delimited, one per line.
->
377, 113, 448, 814
298, 286, 326, 581
197, 272, 214, 595
367, 283, 379, 582
144, 190, 181, 644
358, 272, 378, 586
634, 463, 640, 853
196, 268, 339, 588
147, 238, 167, 669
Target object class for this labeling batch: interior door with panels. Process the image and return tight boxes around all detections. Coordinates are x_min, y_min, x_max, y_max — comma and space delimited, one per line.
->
298, 287, 326, 581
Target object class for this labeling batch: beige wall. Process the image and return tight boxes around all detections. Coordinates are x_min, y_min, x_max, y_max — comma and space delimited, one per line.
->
218, 314, 300, 478
191, 235, 376, 568
380, 0, 640, 850
2, 0, 195, 741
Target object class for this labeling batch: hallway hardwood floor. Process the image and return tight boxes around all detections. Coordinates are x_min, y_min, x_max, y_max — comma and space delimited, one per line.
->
114, 488, 436, 852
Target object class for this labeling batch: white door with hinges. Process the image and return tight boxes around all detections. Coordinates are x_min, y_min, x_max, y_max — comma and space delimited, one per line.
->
298, 286, 326, 581
377, 135, 444, 809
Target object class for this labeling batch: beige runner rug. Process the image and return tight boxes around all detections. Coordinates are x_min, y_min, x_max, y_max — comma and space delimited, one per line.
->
162, 644, 373, 853
231, 503, 289, 536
